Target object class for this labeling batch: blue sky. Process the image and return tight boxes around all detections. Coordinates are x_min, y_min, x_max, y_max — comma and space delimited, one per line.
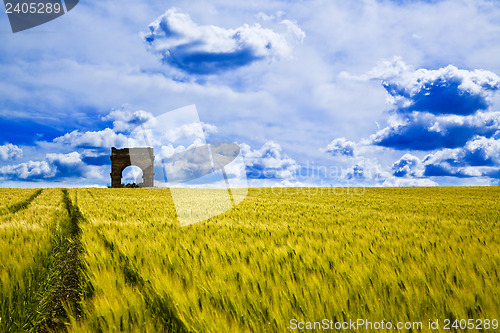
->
1, 0, 500, 187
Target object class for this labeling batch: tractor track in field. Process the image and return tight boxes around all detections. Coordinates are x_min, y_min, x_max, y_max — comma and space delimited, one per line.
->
97, 231, 190, 333
0, 188, 43, 217
0, 189, 92, 332
36, 189, 92, 332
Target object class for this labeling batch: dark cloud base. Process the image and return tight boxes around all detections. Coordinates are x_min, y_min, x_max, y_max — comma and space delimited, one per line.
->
383, 78, 492, 116
164, 47, 262, 75
374, 115, 498, 150
329, 59, 500, 185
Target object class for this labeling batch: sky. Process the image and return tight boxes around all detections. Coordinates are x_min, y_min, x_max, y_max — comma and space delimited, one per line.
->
1, 0, 500, 187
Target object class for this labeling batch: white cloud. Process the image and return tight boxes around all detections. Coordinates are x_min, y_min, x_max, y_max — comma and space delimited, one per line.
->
371, 136, 500, 180
323, 137, 356, 157
338, 58, 500, 180
328, 58, 500, 184
154, 138, 207, 162
0, 143, 22, 161
422, 136, 500, 178
46, 151, 83, 166
53, 128, 129, 148
342, 57, 500, 115
0, 160, 54, 180
464, 136, 500, 163
343, 157, 391, 183
102, 108, 156, 132
143, 8, 305, 74
0, 152, 107, 181
242, 141, 300, 180
392, 153, 424, 177
162, 122, 217, 143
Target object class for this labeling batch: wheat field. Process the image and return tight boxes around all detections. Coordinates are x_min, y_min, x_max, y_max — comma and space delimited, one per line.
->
0, 187, 498, 332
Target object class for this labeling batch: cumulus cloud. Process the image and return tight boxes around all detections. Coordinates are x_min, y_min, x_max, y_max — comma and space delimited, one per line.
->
241, 141, 300, 180
371, 111, 500, 150
340, 58, 500, 154
53, 128, 129, 149
460, 136, 500, 166
328, 59, 500, 184
382, 136, 500, 180
362, 59, 500, 151
102, 109, 156, 132
0, 160, 54, 180
161, 145, 214, 184
392, 153, 424, 177
143, 8, 305, 75
0, 143, 22, 161
343, 158, 391, 183
46, 152, 86, 178
351, 57, 500, 116
0, 152, 103, 181
162, 122, 217, 143
423, 136, 500, 178
323, 137, 356, 156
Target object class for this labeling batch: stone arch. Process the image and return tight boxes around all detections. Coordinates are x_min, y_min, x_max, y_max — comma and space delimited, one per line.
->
110, 147, 154, 188
122, 165, 144, 184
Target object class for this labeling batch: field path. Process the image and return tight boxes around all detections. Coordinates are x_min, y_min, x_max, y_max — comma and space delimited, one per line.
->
36, 189, 90, 332
0, 188, 43, 217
